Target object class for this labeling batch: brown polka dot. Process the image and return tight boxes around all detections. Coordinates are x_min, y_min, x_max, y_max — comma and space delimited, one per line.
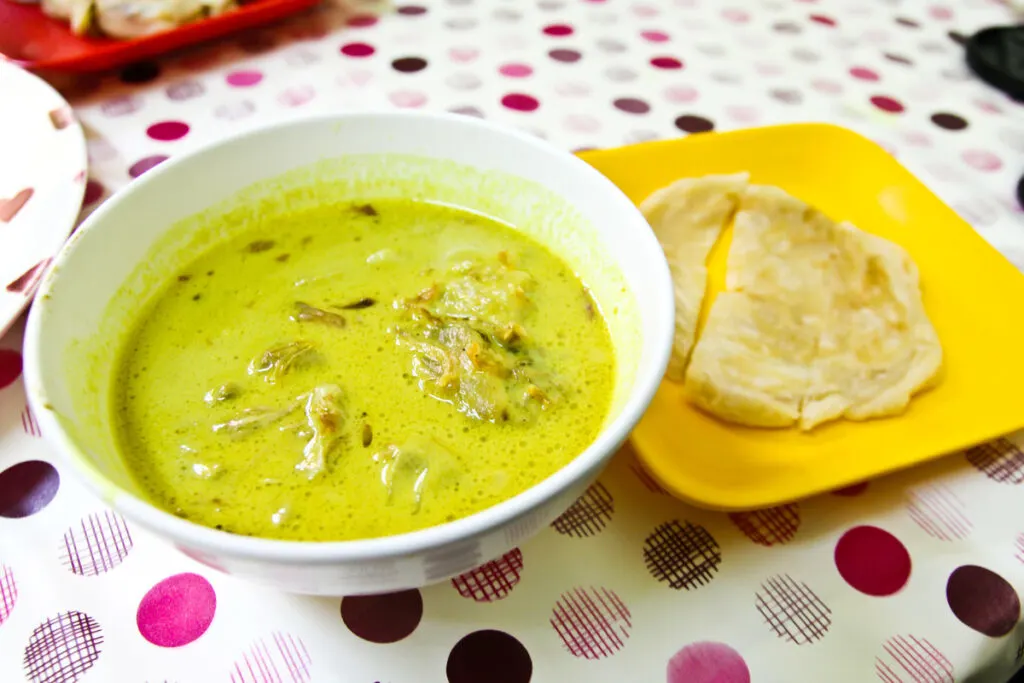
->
947, 565, 1020, 637
549, 49, 581, 63
392, 57, 428, 73
675, 114, 714, 133
447, 630, 532, 683
340, 589, 422, 643
896, 17, 920, 28
0, 460, 59, 518
613, 97, 650, 113
931, 112, 968, 130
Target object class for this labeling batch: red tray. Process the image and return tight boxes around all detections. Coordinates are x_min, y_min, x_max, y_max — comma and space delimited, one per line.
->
0, 0, 321, 72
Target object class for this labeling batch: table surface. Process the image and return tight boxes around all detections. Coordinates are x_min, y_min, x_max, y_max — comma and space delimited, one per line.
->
4, 0, 1024, 681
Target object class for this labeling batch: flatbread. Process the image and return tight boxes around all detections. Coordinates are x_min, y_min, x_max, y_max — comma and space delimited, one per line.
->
683, 184, 942, 431
640, 173, 749, 380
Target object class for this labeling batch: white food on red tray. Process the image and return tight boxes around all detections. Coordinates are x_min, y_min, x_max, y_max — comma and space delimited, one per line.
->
41, 0, 239, 39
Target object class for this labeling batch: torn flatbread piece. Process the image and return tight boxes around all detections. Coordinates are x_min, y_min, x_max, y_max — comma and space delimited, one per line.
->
640, 172, 749, 380
684, 184, 942, 431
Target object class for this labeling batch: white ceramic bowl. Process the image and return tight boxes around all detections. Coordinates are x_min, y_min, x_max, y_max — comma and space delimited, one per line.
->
23, 112, 673, 595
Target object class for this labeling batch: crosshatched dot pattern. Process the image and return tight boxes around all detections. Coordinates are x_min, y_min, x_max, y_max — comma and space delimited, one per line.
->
451, 549, 524, 602
23, 611, 103, 683
643, 520, 722, 590
551, 482, 614, 537
61, 511, 134, 576
0, 564, 16, 625
729, 505, 801, 546
875, 635, 954, 683
756, 575, 832, 644
551, 586, 631, 659
230, 632, 311, 683
965, 438, 1024, 484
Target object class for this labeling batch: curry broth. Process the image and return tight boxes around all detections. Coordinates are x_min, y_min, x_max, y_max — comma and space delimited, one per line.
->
114, 199, 615, 541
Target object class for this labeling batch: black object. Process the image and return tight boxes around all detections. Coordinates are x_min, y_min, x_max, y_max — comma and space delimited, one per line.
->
965, 25, 1024, 101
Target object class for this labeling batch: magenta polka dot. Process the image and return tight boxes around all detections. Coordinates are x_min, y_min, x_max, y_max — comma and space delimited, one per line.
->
641, 30, 670, 42
809, 14, 836, 26
835, 526, 911, 596
543, 24, 574, 36
668, 642, 750, 683
146, 121, 189, 141
137, 573, 216, 647
499, 63, 533, 78
850, 67, 879, 81
226, 70, 263, 87
651, 56, 683, 69
340, 42, 375, 57
962, 149, 1003, 172
870, 95, 904, 113
501, 93, 540, 112
347, 14, 378, 27
389, 90, 428, 108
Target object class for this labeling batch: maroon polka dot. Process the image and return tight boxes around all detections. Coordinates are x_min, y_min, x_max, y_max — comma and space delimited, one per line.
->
447, 630, 532, 683
392, 57, 428, 73
340, 42, 375, 57
870, 95, 904, 113
543, 24, 574, 36
946, 565, 1020, 637
0, 460, 59, 518
931, 112, 968, 130
347, 14, 378, 27
613, 97, 650, 114
24, 611, 102, 681
397, 5, 427, 15
850, 67, 879, 81
342, 589, 422, 643
137, 573, 216, 647
896, 17, 920, 28
450, 105, 485, 118
128, 155, 169, 178
832, 482, 869, 496
651, 56, 683, 69
0, 349, 22, 389
674, 114, 714, 133
884, 53, 913, 65
146, 121, 189, 141
809, 14, 836, 26
501, 93, 540, 112
83, 179, 104, 206
549, 49, 581, 63
834, 526, 911, 596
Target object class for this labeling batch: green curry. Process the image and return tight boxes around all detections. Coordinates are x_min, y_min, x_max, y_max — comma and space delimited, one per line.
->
114, 199, 615, 541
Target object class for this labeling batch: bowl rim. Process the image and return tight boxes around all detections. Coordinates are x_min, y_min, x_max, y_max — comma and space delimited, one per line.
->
23, 110, 675, 564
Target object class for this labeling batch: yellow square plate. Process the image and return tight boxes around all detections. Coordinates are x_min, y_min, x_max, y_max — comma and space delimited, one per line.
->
579, 123, 1024, 510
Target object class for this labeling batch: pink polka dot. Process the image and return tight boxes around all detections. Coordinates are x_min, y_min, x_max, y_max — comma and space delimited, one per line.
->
347, 14, 378, 27
725, 105, 759, 123
850, 67, 879, 81
668, 642, 750, 683
137, 573, 216, 647
721, 8, 750, 23
835, 526, 911, 596
870, 95, 904, 113
664, 85, 699, 103
225, 70, 262, 87
929, 5, 953, 20
809, 14, 836, 26
975, 99, 1002, 114
755, 63, 784, 76
641, 30, 670, 42
340, 42, 375, 57
555, 81, 591, 97
146, 121, 189, 141
0, 350, 22, 390
389, 90, 428, 108
499, 63, 533, 77
277, 85, 316, 107
962, 149, 1003, 172
632, 3, 659, 17
449, 47, 479, 63
543, 24, 574, 36
811, 78, 843, 94
903, 130, 931, 147
564, 114, 601, 133
501, 93, 540, 112
651, 56, 683, 69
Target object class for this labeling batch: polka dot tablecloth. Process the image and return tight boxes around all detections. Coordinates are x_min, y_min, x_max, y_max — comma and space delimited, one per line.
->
4, 0, 1024, 681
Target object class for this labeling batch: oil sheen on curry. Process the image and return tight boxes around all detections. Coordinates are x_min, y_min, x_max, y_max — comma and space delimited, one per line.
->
114, 200, 615, 541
